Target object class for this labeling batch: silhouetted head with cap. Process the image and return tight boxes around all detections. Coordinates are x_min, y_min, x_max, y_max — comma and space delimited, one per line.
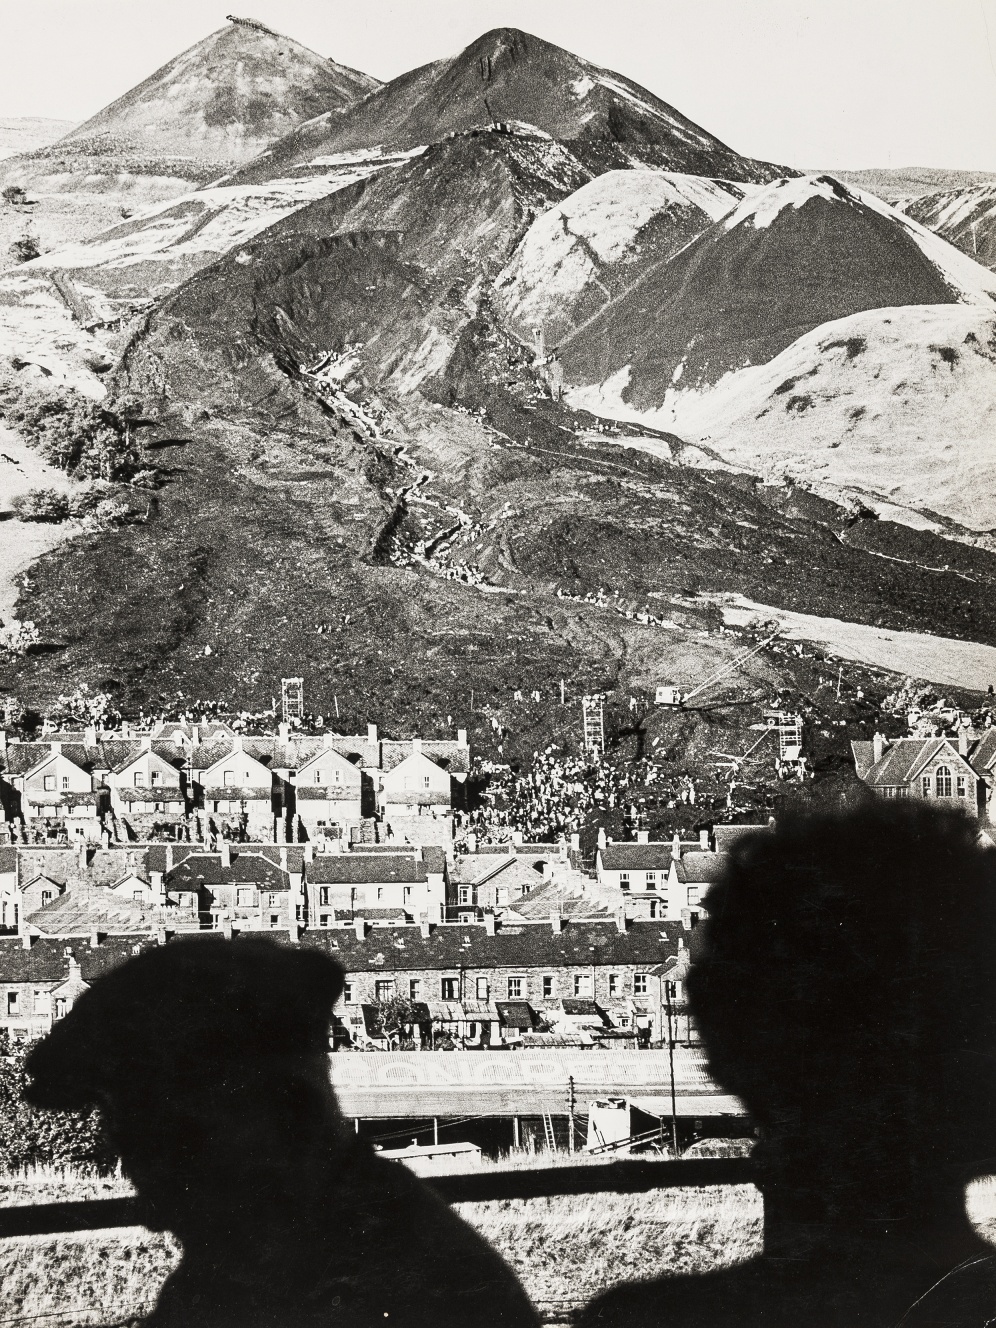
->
689, 800, 996, 1221
26, 936, 345, 1235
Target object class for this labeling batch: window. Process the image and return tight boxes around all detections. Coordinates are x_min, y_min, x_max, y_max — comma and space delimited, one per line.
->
6, 991, 18, 1015
296, 906, 303, 922
134, 771, 146, 787
375, 980, 395, 1001
476, 977, 489, 1000
343, 981, 354, 1003
269, 914, 280, 928
687, 888, 700, 907
645, 872, 656, 889
151, 771, 161, 787
332, 769, 341, 784
61, 776, 69, 790
236, 888, 256, 908
267, 893, 280, 908
459, 913, 475, 924
441, 977, 459, 1000
314, 769, 324, 785
619, 872, 630, 892
574, 973, 593, 998
377, 888, 385, 902
33, 990, 49, 1014
507, 976, 523, 999
423, 776, 431, 789
409, 979, 422, 1000
633, 974, 649, 995
41, 890, 53, 907
922, 773, 932, 798
223, 770, 235, 786
957, 775, 968, 798
133, 890, 144, 903
935, 765, 953, 797
403, 887, 412, 900
458, 886, 471, 906
319, 887, 331, 906
608, 974, 619, 997
319, 913, 330, 927
542, 975, 554, 998
55, 998, 67, 1019
43, 775, 56, 792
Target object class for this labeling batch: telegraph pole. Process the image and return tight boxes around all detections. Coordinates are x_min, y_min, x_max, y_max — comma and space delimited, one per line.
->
664, 981, 679, 1158
567, 1075, 576, 1153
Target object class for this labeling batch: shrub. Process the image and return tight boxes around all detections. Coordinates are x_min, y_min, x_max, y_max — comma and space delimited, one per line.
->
10, 488, 69, 522
9, 235, 41, 263
0, 1031, 117, 1171
2, 184, 27, 206
0, 379, 141, 481
0, 619, 40, 656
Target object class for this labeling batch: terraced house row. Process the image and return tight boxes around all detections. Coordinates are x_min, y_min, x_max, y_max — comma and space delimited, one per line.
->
0, 721, 469, 846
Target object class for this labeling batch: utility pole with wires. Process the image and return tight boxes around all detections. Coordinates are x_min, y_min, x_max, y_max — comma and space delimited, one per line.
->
664, 981, 679, 1159
567, 1076, 576, 1154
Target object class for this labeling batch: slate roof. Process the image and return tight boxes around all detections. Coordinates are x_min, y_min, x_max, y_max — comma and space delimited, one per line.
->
297, 786, 360, 802
971, 730, 996, 774
17, 848, 152, 888
0, 846, 17, 873
309, 855, 432, 885
600, 843, 676, 871
202, 785, 274, 801
302, 920, 680, 972
382, 789, 452, 807
494, 1000, 536, 1029
0, 934, 159, 984
676, 852, 729, 886
711, 824, 771, 853
451, 852, 517, 884
165, 852, 292, 890
115, 786, 185, 803
860, 737, 972, 788
380, 741, 470, 775
27, 885, 157, 935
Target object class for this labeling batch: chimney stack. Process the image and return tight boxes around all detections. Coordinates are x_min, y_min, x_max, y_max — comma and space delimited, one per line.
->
959, 727, 971, 757
279, 845, 288, 871
699, 828, 710, 850
636, 829, 650, 845
51, 741, 62, 755
89, 930, 101, 949
420, 915, 432, 939
615, 907, 628, 933
511, 830, 522, 846
540, 861, 552, 881
354, 916, 366, 940
367, 723, 378, 746
220, 840, 231, 869
304, 842, 314, 864
165, 843, 174, 873
550, 910, 563, 934
411, 737, 422, 757
570, 832, 580, 852
150, 870, 165, 904
873, 732, 886, 764
457, 728, 467, 746
671, 831, 682, 862
84, 725, 97, 747
596, 827, 607, 851
484, 911, 497, 936
156, 926, 167, 946
222, 917, 233, 940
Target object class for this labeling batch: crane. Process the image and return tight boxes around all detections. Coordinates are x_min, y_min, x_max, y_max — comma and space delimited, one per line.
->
655, 632, 780, 710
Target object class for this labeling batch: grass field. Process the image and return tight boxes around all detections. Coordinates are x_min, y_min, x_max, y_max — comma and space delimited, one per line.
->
3, 1164, 996, 1326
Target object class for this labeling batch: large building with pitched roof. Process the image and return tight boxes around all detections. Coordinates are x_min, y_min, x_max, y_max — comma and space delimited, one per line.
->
851, 732, 983, 812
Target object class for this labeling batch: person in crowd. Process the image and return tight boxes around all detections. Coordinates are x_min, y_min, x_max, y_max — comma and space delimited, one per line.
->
25, 936, 539, 1328
580, 801, 996, 1327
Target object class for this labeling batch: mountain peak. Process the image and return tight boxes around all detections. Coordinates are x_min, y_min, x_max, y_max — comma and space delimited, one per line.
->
56, 21, 380, 165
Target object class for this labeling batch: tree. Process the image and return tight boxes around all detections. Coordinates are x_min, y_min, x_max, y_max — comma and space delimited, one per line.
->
49, 683, 119, 730
2, 185, 27, 206
0, 1030, 117, 1170
379, 994, 419, 1047
0, 618, 40, 656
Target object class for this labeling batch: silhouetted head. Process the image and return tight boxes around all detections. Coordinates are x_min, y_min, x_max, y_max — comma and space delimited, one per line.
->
689, 802, 996, 1195
26, 936, 345, 1229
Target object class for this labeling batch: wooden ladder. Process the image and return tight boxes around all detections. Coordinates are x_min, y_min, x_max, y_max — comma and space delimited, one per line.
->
542, 1112, 556, 1151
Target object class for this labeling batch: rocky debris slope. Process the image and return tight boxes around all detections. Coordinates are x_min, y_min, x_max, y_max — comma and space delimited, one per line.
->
902, 183, 996, 273
233, 27, 789, 186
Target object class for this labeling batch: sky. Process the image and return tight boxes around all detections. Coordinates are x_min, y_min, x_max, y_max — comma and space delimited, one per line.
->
2, 0, 996, 169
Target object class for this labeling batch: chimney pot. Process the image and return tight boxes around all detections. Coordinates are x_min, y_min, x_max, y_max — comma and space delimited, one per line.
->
221, 917, 233, 940
872, 732, 886, 764
420, 916, 431, 939
699, 829, 710, 850
220, 840, 231, 869
304, 842, 314, 863
279, 846, 288, 870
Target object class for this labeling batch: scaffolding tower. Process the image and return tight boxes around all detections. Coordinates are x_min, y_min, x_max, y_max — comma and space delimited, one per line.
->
281, 677, 304, 725
762, 709, 803, 762
582, 696, 605, 754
